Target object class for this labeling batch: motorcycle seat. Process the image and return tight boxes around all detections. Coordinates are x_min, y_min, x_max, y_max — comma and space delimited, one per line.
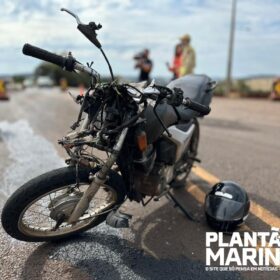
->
167, 74, 213, 121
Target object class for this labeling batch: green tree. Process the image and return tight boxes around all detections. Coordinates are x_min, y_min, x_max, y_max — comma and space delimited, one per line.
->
34, 62, 91, 87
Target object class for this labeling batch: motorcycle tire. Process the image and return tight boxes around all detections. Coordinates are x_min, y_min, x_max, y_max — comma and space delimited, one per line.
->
1, 165, 126, 242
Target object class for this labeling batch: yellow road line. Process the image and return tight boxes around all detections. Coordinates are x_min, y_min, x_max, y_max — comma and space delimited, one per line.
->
191, 165, 280, 228
192, 165, 219, 185
186, 183, 205, 204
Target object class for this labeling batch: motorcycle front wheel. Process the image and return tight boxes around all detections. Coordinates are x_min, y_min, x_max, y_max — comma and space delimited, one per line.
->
1, 166, 126, 242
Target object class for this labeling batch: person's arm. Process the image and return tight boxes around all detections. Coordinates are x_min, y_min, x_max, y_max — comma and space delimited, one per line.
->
166, 58, 177, 73
141, 61, 152, 73
167, 63, 175, 73
135, 61, 141, 69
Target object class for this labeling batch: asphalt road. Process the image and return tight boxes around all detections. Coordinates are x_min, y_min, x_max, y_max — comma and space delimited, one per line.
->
0, 88, 279, 280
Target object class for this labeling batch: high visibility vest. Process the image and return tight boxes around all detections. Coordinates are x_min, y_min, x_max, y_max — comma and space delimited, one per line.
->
179, 46, 196, 76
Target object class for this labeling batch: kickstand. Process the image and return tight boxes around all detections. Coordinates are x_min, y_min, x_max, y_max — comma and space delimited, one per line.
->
166, 191, 200, 223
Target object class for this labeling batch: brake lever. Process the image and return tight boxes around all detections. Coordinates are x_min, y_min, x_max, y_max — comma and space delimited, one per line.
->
61, 7, 102, 49
61, 8, 82, 24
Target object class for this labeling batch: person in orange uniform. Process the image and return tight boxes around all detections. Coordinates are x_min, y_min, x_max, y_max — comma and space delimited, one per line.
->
167, 44, 183, 80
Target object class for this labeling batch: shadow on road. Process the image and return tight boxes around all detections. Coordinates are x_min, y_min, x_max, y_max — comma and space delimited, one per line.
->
21, 195, 242, 280
22, 232, 241, 280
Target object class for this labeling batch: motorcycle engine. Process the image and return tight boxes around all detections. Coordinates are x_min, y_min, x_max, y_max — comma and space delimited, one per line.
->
133, 163, 174, 197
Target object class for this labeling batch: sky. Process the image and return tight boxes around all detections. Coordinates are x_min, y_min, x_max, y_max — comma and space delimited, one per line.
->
0, 0, 280, 79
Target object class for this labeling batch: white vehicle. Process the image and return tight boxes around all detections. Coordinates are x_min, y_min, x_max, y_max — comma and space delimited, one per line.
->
36, 76, 54, 87
23, 78, 34, 88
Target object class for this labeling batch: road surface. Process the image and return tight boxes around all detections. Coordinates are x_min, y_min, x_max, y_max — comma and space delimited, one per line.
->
0, 88, 279, 280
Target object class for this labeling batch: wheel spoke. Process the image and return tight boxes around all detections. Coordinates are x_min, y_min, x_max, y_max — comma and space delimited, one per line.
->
48, 194, 53, 208
27, 209, 50, 218
18, 184, 117, 237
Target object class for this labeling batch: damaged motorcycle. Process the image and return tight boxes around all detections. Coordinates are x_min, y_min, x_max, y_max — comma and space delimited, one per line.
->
1, 8, 216, 241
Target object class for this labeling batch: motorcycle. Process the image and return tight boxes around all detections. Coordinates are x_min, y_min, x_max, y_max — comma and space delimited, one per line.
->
1, 8, 216, 242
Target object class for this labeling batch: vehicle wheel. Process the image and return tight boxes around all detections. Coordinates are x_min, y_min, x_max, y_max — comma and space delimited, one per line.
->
172, 119, 199, 188
1, 166, 126, 242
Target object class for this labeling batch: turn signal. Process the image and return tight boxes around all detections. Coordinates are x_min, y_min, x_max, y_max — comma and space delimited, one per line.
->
137, 131, 148, 152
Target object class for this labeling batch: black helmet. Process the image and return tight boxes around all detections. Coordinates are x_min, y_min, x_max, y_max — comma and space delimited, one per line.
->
204, 181, 250, 232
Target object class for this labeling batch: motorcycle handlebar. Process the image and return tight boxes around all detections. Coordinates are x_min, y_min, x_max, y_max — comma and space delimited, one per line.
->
182, 97, 211, 115
22, 43, 76, 71
22, 43, 96, 76
141, 85, 211, 116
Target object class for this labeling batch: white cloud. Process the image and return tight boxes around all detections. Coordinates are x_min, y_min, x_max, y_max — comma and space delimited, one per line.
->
0, 0, 279, 79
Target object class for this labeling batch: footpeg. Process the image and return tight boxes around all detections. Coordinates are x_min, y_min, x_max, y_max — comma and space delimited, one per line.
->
106, 210, 132, 228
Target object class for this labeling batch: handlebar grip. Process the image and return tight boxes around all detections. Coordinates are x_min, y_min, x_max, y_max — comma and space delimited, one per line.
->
183, 98, 211, 115
22, 43, 67, 68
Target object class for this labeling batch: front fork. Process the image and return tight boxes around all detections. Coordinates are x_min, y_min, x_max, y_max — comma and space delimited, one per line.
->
68, 128, 128, 223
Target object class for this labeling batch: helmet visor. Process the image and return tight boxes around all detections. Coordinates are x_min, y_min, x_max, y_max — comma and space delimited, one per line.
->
205, 195, 245, 221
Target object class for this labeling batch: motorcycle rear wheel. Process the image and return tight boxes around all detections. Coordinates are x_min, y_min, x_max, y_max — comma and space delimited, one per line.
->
1, 166, 125, 242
